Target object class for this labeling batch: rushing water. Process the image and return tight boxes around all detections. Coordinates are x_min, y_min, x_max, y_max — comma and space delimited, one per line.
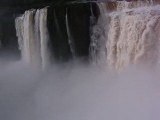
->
15, 8, 51, 69
1, 1, 160, 120
15, 0, 160, 70
89, 0, 160, 70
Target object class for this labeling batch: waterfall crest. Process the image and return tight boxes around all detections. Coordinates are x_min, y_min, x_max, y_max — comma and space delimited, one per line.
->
116, 0, 154, 10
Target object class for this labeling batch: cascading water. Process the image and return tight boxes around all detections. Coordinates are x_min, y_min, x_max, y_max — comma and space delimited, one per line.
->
89, 3, 108, 64
116, 0, 153, 10
15, 16, 24, 52
15, 8, 51, 69
22, 10, 37, 65
89, 0, 160, 70
39, 8, 51, 69
15, 0, 160, 70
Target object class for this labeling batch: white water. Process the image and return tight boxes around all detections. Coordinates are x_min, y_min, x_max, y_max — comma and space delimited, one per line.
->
90, 0, 160, 70
23, 10, 37, 65
90, 3, 108, 64
15, 15, 24, 51
39, 8, 51, 69
15, 0, 160, 70
15, 8, 51, 69
116, 0, 153, 10
34, 9, 42, 67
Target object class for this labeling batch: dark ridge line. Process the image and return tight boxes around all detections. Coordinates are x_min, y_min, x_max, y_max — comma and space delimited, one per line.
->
0, 0, 114, 10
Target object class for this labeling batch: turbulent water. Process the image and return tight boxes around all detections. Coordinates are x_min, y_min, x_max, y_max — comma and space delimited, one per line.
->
15, 0, 160, 70
89, 0, 160, 70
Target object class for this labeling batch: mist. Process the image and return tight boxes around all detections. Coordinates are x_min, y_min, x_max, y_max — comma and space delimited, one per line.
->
0, 58, 160, 120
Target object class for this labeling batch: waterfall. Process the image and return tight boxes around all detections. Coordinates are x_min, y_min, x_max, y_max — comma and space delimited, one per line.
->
34, 9, 42, 67
39, 8, 51, 69
116, 0, 152, 10
15, 8, 51, 69
65, 8, 76, 58
15, 0, 160, 70
15, 16, 24, 51
93, 0, 160, 69
89, 3, 108, 64
23, 10, 37, 66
